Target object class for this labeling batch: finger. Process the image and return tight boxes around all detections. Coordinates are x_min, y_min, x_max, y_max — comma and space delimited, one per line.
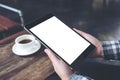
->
73, 28, 93, 41
44, 49, 59, 63
73, 28, 89, 38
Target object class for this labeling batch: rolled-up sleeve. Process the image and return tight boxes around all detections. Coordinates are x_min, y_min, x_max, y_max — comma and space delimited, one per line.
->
102, 40, 120, 60
69, 40, 120, 80
69, 73, 94, 80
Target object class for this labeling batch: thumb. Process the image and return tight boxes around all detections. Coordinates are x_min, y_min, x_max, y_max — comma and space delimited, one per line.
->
44, 49, 59, 63
73, 28, 90, 40
73, 28, 97, 44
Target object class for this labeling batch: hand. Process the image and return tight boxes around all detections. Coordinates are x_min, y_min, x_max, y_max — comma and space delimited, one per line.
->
44, 49, 73, 80
73, 28, 104, 57
44, 29, 104, 80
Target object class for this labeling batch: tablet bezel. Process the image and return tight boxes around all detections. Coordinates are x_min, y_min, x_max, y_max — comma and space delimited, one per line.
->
24, 14, 95, 70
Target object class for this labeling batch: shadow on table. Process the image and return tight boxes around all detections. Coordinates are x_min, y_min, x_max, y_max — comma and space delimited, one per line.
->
46, 58, 120, 80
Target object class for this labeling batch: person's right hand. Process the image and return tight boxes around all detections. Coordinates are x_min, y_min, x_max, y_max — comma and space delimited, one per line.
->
44, 28, 104, 80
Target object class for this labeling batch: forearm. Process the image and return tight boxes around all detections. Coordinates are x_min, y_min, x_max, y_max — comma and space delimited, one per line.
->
102, 40, 120, 60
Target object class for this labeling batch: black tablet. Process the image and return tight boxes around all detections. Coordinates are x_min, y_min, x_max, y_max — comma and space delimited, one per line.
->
24, 14, 95, 70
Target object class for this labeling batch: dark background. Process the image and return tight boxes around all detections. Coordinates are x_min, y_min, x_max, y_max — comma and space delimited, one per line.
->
0, 0, 120, 39
0, 0, 120, 80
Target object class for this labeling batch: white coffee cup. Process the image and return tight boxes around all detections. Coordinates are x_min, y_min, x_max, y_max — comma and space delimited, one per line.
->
13, 34, 41, 56
15, 34, 36, 51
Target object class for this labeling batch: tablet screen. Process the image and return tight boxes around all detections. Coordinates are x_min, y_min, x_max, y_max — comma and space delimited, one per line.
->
29, 16, 90, 65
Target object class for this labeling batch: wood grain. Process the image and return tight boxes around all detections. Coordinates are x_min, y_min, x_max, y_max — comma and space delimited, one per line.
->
0, 31, 54, 80
0, 15, 17, 32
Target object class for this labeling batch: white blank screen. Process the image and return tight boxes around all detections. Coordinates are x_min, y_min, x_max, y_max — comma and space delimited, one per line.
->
30, 16, 90, 65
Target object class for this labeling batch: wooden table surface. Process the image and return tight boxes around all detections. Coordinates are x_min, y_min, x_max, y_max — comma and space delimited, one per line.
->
0, 30, 54, 80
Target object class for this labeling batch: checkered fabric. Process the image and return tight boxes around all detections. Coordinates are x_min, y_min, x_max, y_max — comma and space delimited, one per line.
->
69, 73, 94, 80
102, 41, 120, 60
69, 40, 120, 80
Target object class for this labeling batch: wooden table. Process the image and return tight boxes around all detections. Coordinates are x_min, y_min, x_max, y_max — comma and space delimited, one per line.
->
0, 30, 54, 80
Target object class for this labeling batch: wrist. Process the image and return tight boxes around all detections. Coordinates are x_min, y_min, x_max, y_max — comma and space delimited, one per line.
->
61, 75, 71, 80
100, 42, 104, 57
61, 71, 74, 80
97, 42, 104, 57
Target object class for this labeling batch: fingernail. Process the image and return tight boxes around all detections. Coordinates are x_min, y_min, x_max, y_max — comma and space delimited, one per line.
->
44, 49, 51, 54
73, 28, 76, 30
44, 49, 48, 53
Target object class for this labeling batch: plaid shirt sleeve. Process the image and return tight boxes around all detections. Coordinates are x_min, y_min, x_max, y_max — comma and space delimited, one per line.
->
69, 73, 94, 80
102, 40, 120, 60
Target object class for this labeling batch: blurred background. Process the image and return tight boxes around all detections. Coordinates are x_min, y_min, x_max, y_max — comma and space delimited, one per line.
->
0, 0, 120, 80
0, 0, 120, 40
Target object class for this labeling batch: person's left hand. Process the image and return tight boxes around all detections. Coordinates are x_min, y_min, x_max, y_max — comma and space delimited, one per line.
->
73, 28, 104, 57
44, 49, 73, 80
